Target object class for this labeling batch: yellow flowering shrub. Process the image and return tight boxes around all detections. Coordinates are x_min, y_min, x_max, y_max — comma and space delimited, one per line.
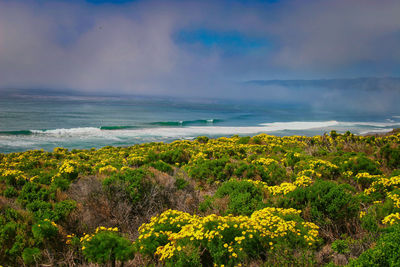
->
135, 208, 319, 266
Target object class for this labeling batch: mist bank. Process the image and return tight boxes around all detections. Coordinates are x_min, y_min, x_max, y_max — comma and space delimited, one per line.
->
2, 76, 400, 116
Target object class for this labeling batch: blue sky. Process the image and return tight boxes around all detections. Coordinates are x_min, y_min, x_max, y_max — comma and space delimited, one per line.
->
0, 0, 399, 99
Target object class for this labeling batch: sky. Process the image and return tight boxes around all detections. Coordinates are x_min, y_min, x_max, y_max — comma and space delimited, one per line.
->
0, 0, 400, 105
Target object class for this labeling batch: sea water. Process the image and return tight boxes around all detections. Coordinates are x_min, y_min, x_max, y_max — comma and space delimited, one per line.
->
1, 93, 399, 153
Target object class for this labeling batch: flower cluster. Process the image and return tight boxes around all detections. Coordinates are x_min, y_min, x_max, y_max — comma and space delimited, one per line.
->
382, 213, 400, 225
247, 174, 313, 196
135, 208, 319, 265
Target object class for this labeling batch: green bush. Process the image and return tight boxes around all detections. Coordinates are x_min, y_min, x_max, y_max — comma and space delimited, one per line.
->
50, 176, 71, 191
32, 219, 58, 243
213, 180, 265, 216
18, 182, 50, 207
349, 225, 400, 266
238, 159, 286, 185
196, 136, 209, 143
380, 144, 400, 169
258, 161, 287, 185
336, 153, 381, 175
278, 180, 359, 228
102, 168, 149, 204
3, 186, 18, 198
187, 158, 233, 183
22, 247, 41, 265
233, 163, 257, 180
331, 239, 350, 254
81, 229, 134, 265
148, 160, 173, 174
159, 148, 190, 165
237, 136, 251, 144
175, 177, 189, 190
26, 200, 54, 220
0, 208, 31, 264
53, 200, 76, 221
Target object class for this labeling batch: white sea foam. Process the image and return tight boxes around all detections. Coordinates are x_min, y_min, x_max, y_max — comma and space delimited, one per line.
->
340, 121, 400, 128
21, 120, 392, 139
30, 127, 102, 135
359, 128, 394, 135
1, 120, 398, 153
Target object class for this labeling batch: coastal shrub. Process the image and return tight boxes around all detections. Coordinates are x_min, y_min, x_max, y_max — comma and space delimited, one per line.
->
233, 162, 257, 179
337, 153, 381, 175
175, 177, 189, 190
32, 219, 58, 243
135, 208, 320, 266
148, 160, 173, 174
258, 160, 287, 185
380, 144, 400, 169
159, 148, 190, 164
187, 158, 233, 183
331, 239, 350, 254
50, 176, 71, 191
80, 227, 135, 266
53, 200, 77, 221
213, 180, 265, 215
285, 151, 302, 168
3, 186, 18, 198
237, 136, 251, 144
26, 200, 54, 220
22, 247, 41, 265
195, 136, 209, 143
18, 182, 50, 207
102, 167, 149, 204
278, 180, 359, 229
349, 225, 400, 266
0, 208, 31, 264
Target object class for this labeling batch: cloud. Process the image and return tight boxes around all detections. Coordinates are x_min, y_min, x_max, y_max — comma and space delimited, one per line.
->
0, 0, 399, 103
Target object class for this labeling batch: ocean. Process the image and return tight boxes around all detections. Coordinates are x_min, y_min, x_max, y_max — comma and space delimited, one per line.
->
1, 93, 399, 153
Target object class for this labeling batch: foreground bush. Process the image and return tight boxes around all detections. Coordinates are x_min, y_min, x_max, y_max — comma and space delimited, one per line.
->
78, 227, 134, 267
200, 179, 265, 216
278, 180, 359, 235
135, 208, 319, 266
349, 225, 400, 266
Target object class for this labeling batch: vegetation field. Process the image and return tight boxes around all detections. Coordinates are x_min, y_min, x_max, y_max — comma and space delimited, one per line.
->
1, 130, 400, 266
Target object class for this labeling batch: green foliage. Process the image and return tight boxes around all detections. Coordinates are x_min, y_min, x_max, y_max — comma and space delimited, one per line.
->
195, 136, 209, 143
3, 186, 18, 198
148, 160, 173, 174
259, 161, 287, 185
187, 158, 233, 183
102, 167, 149, 204
50, 176, 71, 191
17, 182, 50, 207
32, 220, 58, 243
279, 180, 359, 227
381, 144, 400, 169
22, 247, 41, 265
213, 180, 265, 215
285, 152, 301, 168
331, 239, 350, 254
26, 200, 54, 220
159, 148, 190, 165
2, 131, 400, 265
175, 177, 189, 190
349, 225, 400, 266
53, 200, 77, 221
237, 136, 251, 144
0, 208, 32, 264
82, 230, 135, 264
337, 153, 381, 175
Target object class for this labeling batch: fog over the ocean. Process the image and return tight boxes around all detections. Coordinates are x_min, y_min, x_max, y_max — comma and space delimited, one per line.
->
0, 0, 400, 113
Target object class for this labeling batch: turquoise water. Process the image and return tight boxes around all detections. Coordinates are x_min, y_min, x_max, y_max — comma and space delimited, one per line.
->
1, 94, 399, 153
